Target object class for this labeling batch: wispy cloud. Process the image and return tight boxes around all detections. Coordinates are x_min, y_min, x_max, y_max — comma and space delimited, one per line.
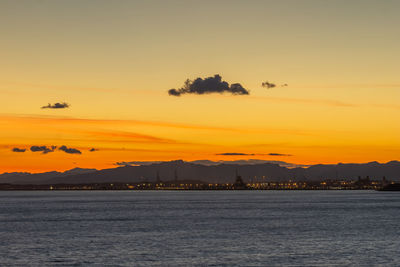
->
216, 153, 257, 156
0, 114, 242, 132
267, 153, 292, 156
84, 130, 179, 144
253, 96, 357, 107
216, 152, 292, 156
0, 114, 314, 141
0, 80, 141, 94
115, 161, 164, 166
115, 159, 306, 168
169, 74, 249, 96
369, 103, 400, 110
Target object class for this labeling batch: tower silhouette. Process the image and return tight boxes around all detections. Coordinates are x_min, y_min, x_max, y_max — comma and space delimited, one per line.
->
234, 168, 246, 189
156, 170, 161, 183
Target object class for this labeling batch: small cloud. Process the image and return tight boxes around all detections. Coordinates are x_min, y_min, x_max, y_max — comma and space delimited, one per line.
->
216, 153, 256, 156
59, 145, 82, 154
89, 148, 98, 152
262, 81, 288, 88
168, 89, 181, 96
268, 153, 292, 156
41, 102, 70, 109
30, 145, 56, 154
12, 148, 26, 152
262, 81, 276, 89
168, 74, 249, 96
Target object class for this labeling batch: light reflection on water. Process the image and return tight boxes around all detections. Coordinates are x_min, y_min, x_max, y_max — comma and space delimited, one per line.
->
0, 190, 399, 266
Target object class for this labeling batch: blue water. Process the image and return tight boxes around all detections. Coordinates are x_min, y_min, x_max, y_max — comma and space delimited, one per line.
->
0, 191, 399, 266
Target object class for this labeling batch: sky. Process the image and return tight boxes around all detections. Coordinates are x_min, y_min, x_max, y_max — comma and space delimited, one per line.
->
0, 0, 399, 173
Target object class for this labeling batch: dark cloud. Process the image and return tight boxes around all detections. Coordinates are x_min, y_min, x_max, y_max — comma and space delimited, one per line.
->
268, 153, 292, 156
168, 89, 181, 96
30, 145, 56, 154
216, 153, 256, 156
12, 148, 26, 152
89, 148, 98, 152
59, 145, 82, 154
41, 102, 70, 109
262, 81, 277, 89
168, 74, 249, 96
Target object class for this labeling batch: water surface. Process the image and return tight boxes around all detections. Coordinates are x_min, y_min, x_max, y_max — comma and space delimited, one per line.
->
0, 190, 399, 266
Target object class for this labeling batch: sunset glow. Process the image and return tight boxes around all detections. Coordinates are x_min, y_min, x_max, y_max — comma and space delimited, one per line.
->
1, 0, 399, 173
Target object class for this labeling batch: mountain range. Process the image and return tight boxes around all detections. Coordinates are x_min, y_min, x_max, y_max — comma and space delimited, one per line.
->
1, 160, 399, 185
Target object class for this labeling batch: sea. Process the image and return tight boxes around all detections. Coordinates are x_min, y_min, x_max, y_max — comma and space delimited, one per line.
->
0, 190, 399, 266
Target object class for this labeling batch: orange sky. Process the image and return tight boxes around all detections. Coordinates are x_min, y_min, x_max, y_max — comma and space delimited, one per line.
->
1, 0, 399, 173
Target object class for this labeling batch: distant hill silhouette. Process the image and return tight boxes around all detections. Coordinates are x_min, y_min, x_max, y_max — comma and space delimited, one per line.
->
0, 168, 97, 184
1, 160, 399, 185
